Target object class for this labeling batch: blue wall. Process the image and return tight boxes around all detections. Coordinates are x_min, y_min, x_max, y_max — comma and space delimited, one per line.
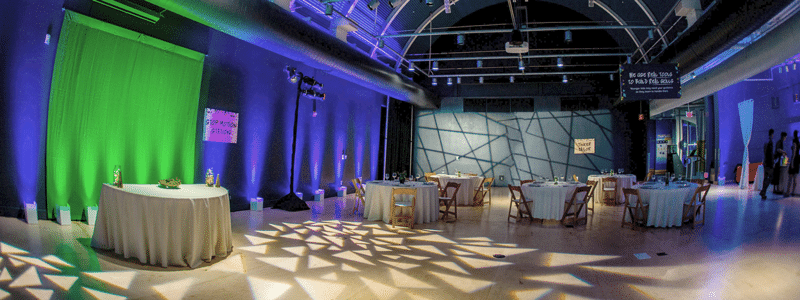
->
717, 64, 800, 180
0, 0, 386, 217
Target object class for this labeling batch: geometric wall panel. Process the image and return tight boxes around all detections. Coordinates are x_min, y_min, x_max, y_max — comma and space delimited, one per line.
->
414, 108, 614, 186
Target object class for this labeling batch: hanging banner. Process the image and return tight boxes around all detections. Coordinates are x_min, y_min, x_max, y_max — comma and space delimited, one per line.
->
620, 63, 681, 101
574, 139, 595, 154
203, 108, 239, 143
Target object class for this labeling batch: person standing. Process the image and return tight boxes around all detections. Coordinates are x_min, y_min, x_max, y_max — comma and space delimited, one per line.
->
773, 132, 788, 194
761, 129, 775, 200
789, 130, 800, 196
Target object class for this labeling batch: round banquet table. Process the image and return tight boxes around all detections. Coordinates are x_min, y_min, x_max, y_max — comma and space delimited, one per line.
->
91, 184, 233, 268
363, 181, 439, 224
431, 174, 484, 205
521, 182, 587, 220
633, 182, 697, 227
587, 174, 637, 204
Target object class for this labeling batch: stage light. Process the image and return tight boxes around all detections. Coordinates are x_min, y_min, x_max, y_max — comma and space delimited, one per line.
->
432, 61, 439, 71
425, 0, 433, 6
457, 77, 461, 84
408, 63, 415, 72
476, 60, 482, 68
389, 0, 403, 8
367, 0, 379, 10
432, 78, 437, 86
456, 34, 464, 45
564, 30, 572, 43
562, 75, 568, 83
510, 76, 514, 83
447, 77, 453, 85
285, 66, 301, 84
518, 60, 525, 71
324, 4, 333, 15
378, 39, 385, 48
301, 77, 323, 91
557, 57, 563, 68
479, 76, 484, 84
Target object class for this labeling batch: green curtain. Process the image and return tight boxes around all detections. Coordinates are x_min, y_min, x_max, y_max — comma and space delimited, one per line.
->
47, 11, 204, 219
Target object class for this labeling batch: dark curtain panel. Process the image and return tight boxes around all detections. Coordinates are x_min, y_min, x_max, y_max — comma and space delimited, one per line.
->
384, 99, 414, 179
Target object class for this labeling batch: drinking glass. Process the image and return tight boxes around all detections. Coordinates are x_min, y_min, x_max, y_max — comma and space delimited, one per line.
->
618, 168, 624, 174
392, 172, 398, 180
385, 173, 390, 180
560, 176, 565, 182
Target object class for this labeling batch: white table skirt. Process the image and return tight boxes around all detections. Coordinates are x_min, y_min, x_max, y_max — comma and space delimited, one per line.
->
363, 181, 439, 224
753, 164, 764, 191
521, 182, 587, 220
587, 174, 636, 204
91, 184, 233, 268
431, 175, 483, 206
634, 183, 697, 227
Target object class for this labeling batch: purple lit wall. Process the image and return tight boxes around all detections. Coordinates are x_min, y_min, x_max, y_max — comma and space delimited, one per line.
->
1, 0, 387, 216
717, 62, 800, 181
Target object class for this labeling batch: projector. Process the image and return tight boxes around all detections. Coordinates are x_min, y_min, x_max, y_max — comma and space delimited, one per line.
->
505, 42, 529, 54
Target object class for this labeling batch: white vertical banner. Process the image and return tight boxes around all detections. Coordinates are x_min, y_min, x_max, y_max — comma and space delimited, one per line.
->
738, 99, 754, 190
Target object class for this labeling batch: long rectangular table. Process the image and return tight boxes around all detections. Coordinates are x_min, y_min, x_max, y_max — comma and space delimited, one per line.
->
91, 184, 233, 268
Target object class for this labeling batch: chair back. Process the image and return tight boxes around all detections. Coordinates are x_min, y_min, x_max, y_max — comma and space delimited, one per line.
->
508, 185, 526, 202
442, 182, 461, 198
573, 174, 579, 182
465, 173, 478, 176
483, 177, 494, 189
391, 188, 417, 207
351, 179, 363, 197
622, 188, 644, 210
689, 184, 711, 207
602, 177, 617, 188
645, 169, 655, 182
520, 179, 534, 185
568, 186, 591, 204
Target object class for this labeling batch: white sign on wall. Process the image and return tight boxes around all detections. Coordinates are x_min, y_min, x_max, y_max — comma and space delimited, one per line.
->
574, 139, 595, 154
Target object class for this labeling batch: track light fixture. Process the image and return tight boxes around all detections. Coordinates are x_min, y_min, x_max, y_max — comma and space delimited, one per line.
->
424, 0, 433, 6
564, 30, 572, 43
301, 77, 323, 91
457, 77, 461, 84
432, 78, 438, 86
557, 57, 563, 68
479, 76, 484, 84
378, 38, 385, 48
456, 34, 465, 45
301, 89, 326, 101
447, 77, 453, 85
518, 60, 525, 71
408, 63, 415, 72
432, 61, 439, 71
389, 0, 404, 8
477, 60, 482, 68
626, 56, 632, 64
285, 66, 301, 84
510, 76, 515, 83
367, 0, 379, 10
648, 29, 654, 39
562, 75, 568, 83
610, 73, 615, 81
324, 3, 333, 15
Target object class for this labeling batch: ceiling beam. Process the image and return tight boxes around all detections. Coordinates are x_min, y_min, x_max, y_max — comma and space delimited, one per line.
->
428, 70, 617, 77
384, 25, 654, 38
408, 52, 632, 62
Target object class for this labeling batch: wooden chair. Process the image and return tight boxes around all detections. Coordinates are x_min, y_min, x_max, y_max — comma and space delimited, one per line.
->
465, 173, 478, 176
644, 169, 655, 182
683, 184, 710, 228
508, 185, 533, 222
561, 186, 591, 226
390, 188, 416, 229
351, 178, 366, 214
424, 172, 436, 181
585, 180, 598, 214
471, 177, 487, 206
690, 179, 706, 186
481, 178, 494, 205
621, 188, 649, 231
601, 177, 618, 205
520, 179, 535, 185
439, 182, 461, 222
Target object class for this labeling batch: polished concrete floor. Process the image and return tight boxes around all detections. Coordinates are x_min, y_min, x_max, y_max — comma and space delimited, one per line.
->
1, 185, 799, 300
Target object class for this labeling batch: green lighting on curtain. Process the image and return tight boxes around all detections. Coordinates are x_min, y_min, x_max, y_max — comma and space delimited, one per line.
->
47, 11, 203, 219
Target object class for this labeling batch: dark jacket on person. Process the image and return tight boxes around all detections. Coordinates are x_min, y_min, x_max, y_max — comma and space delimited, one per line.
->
765, 139, 774, 168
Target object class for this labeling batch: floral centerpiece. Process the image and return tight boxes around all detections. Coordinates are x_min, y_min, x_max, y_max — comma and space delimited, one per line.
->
398, 171, 407, 184
113, 166, 123, 188
206, 168, 214, 187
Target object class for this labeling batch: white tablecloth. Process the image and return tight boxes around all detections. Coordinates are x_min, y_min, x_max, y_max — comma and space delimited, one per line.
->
364, 181, 439, 224
91, 184, 233, 268
431, 174, 484, 206
587, 174, 636, 204
521, 182, 587, 220
634, 183, 697, 227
